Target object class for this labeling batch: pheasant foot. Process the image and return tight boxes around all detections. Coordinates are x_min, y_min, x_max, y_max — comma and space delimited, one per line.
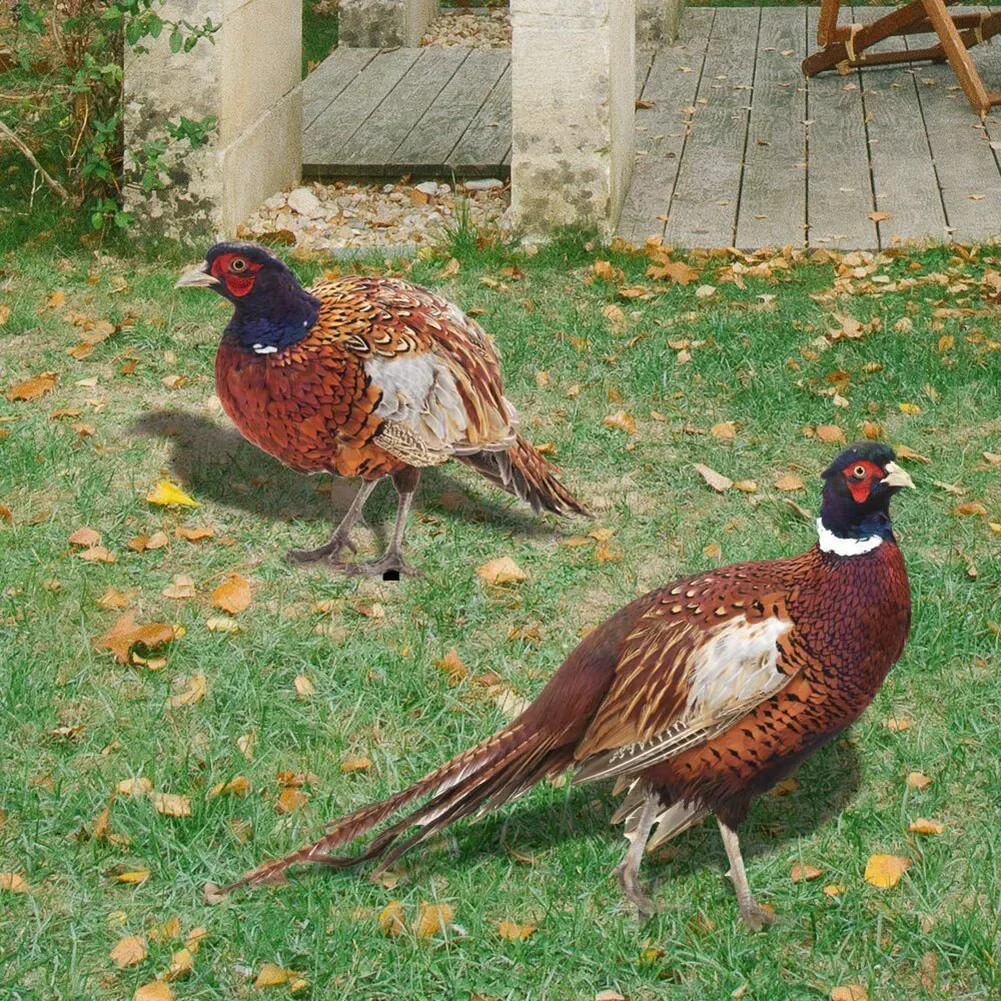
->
343, 548, 420, 579
286, 533, 357, 564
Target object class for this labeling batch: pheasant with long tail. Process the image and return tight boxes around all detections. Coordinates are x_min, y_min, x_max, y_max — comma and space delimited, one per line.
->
176, 242, 586, 576
216, 443, 913, 927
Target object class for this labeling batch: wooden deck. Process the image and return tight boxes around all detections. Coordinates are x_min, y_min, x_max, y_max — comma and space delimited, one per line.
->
302, 7, 1001, 248
302, 47, 511, 179
622, 5, 1001, 248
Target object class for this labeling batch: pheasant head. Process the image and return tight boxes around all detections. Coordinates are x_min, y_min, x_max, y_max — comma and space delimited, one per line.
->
176, 241, 321, 355
817, 441, 915, 556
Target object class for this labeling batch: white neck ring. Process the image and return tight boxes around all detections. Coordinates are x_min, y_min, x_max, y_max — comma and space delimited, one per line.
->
816, 517, 883, 557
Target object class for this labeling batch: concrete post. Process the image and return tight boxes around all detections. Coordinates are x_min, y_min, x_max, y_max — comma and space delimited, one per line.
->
123, 0, 302, 241
339, 0, 440, 48
509, 0, 635, 239
636, 0, 685, 45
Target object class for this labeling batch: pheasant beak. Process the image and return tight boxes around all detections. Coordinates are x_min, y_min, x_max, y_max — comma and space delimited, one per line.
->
175, 261, 221, 290
881, 461, 915, 490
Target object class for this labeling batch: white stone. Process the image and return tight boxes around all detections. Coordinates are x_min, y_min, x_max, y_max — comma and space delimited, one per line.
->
415, 181, 440, 195
287, 186, 324, 217
464, 178, 505, 192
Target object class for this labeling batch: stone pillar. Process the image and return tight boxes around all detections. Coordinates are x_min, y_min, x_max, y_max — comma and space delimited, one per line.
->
339, 0, 440, 48
509, 0, 635, 239
124, 0, 302, 241
636, 0, 685, 45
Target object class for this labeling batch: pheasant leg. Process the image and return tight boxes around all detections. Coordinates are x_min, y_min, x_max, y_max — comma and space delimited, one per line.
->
286, 479, 379, 565
717, 818, 775, 931
615, 792, 660, 919
346, 468, 421, 578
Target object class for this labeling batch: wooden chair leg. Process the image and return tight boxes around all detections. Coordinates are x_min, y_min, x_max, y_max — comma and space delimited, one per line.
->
920, 0, 991, 116
817, 0, 842, 47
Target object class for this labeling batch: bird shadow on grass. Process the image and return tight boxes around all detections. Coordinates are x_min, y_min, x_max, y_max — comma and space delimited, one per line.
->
130, 409, 554, 540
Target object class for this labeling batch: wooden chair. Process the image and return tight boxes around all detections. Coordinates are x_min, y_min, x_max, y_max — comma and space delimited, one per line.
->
803, 0, 1001, 117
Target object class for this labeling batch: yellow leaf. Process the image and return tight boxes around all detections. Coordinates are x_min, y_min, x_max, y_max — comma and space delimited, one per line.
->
110, 934, 148, 968
415, 901, 454, 938
733, 480, 757, 493
211, 574, 252, 614
206, 616, 239, 633
340, 754, 372, 774
497, 919, 536, 941
148, 916, 182, 942
164, 947, 194, 980
883, 717, 911, 732
275, 787, 308, 814
693, 463, 732, 493
983, 451, 1001, 466
134, 982, 173, 1001
906, 771, 932, 790
168, 674, 207, 708
378, 900, 406, 936
790, 863, 824, 882
908, 818, 944, 836
114, 869, 151, 885
831, 986, 867, 1001
952, 501, 988, 517
476, 557, 529, 585
0, 872, 30, 893
602, 410, 637, 434
151, 792, 191, 818
823, 883, 846, 897
208, 776, 250, 799
294, 674, 316, 698
68, 526, 101, 547
774, 473, 805, 492
185, 926, 207, 951
118, 777, 154, 798
898, 402, 921, 415
254, 963, 295, 988
703, 543, 722, 560
146, 481, 199, 508
864, 853, 911, 888
434, 648, 468, 685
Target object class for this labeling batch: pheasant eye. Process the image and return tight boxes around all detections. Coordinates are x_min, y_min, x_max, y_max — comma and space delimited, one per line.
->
853, 464, 867, 478
231, 258, 248, 273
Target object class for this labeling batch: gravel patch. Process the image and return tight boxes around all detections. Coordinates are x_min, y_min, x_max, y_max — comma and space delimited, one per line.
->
421, 7, 511, 48
239, 178, 509, 255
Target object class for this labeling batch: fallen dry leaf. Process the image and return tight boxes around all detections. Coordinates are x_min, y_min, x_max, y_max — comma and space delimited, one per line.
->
831, 986, 867, 1001
816, 424, 846, 445
648, 259, 699, 285
415, 901, 454, 939
275, 787, 308, 814
110, 934, 148, 968
294, 674, 316, 698
602, 410, 637, 434
791, 863, 824, 882
0, 872, 30, 893
164, 947, 194, 981
864, 853, 911, 888
497, 919, 536, 941
151, 792, 191, 818
175, 525, 214, 541
895, 444, 931, 464
983, 452, 1001, 466
254, 963, 296, 988
434, 648, 468, 685
908, 818, 944, 836
68, 526, 101, 547
869, 210, 892, 222
168, 674, 206, 708
775, 473, 805, 492
823, 883, 846, 897
340, 754, 372, 773
162, 575, 197, 600
906, 771, 932, 790
883, 717, 911, 732
898, 402, 921, 416
134, 982, 173, 1001
952, 501, 988, 517
78, 545, 115, 563
694, 463, 732, 493
96, 588, 133, 610
94, 614, 175, 664
112, 869, 151, 885
211, 574, 252, 614
379, 900, 406, 936
146, 481, 199, 508
206, 616, 239, 633
476, 557, 528, 585
208, 776, 251, 799
5, 372, 57, 402
710, 421, 737, 441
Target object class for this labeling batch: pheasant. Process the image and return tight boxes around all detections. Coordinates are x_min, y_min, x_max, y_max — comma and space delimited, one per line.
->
175, 242, 586, 576
215, 443, 914, 927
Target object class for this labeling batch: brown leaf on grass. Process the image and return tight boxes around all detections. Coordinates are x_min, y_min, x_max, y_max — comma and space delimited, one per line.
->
647, 259, 699, 285
6, 372, 57, 401
827, 313, 864, 341
895, 444, 931, 464
497, 919, 537, 941
831, 986, 867, 1001
906, 771, 932, 790
823, 883, 846, 897
790, 863, 824, 882
710, 421, 737, 441
415, 901, 454, 939
95, 614, 176, 664
110, 934, 148, 968
202, 881, 227, 905
162, 575, 197, 600
134, 982, 173, 1001
254, 963, 297, 987
476, 557, 528, 585
96, 588, 133, 610
864, 853, 911, 888
0, 872, 30, 893
168, 674, 206, 708
293, 674, 316, 699
163, 947, 194, 981
352, 600, 385, 619
118, 777, 154, 798
206, 616, 239, 633
379, 900, 406, 936
128, 531, 168, 553
68, 526, 101, 547
591, 260, 624, 283
733, 480, 757, 494
434, 649, 468, 685
211, 574, 252, 614
952, 501, 988, 517
908, 818, 944, 835
151, 792, 191, 818
861, 421, 882, 440
883, 717, 911, 732
175, 525, 214, 541
602, 410, 637, 434
694, 463, 732, 493
982, 451, 1001, 466
775, 473, 805, 492
79, 545, 115, 563
148, 916, 182, 943
816, 424, 846, 445
275, 787, 308, 814
208, 776, 251, 799
340, 754, 372, 773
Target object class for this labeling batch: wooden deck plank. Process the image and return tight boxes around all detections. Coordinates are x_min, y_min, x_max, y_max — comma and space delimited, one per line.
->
304, 48, 423, 173
665, 7, 760, 248
805, 7, 878, 249
449, 64, 512, 171
906, 9, 1001, 243
393, 49, 511, 172
336, 48, 470, 168
617, 8, 716, 244
855, 6, 950, 246
736, 7, 808, 249
302, 47, 380, 130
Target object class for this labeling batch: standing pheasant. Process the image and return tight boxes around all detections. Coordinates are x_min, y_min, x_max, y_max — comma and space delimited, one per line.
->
176, 242, 586, 576
215, 443, 914, 926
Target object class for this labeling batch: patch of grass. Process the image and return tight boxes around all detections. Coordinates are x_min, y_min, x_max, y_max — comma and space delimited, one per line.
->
1, 225, 1000, 999
302, 0, 339, 76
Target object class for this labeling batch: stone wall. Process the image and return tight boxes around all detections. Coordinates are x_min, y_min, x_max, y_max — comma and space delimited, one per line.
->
339, 0, 440, 47
636, 0, 685, 45
123, 0, 302, 241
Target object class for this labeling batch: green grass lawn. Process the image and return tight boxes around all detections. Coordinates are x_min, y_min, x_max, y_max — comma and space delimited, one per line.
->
1, 212, 1000, 999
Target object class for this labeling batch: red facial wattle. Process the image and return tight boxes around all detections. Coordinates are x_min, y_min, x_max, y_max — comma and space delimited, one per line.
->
210, 253, 262, 298
843, 459, 883, 503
